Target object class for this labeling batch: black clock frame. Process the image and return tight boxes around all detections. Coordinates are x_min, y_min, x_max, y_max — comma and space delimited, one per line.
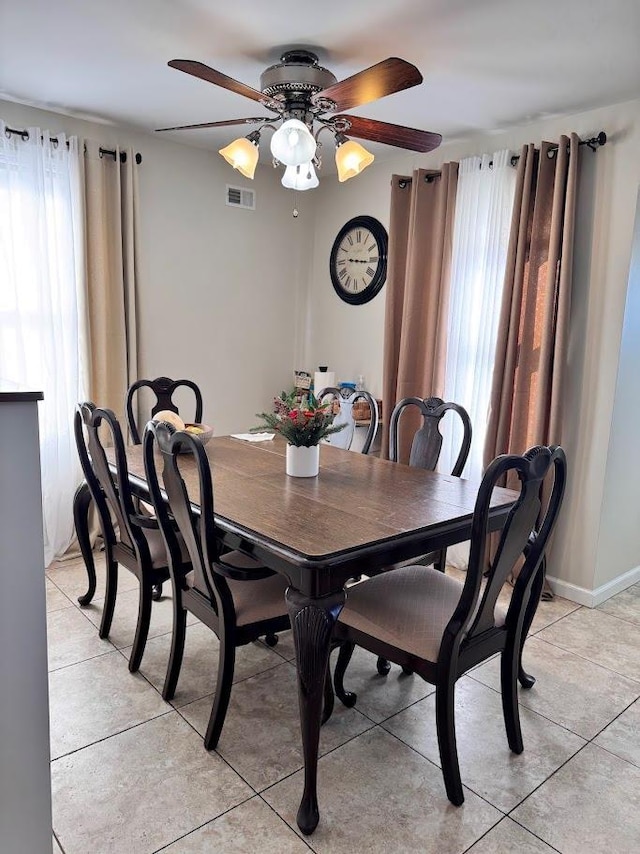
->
329, 215, 388, 305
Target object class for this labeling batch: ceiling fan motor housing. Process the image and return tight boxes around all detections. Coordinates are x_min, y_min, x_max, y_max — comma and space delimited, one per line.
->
260, 50, 337, 124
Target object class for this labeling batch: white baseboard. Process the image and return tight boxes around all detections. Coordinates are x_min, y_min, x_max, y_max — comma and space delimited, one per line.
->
547, 564, 640, 608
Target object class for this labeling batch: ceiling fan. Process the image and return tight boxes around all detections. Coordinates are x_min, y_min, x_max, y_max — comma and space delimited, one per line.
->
157, 49, 442, 189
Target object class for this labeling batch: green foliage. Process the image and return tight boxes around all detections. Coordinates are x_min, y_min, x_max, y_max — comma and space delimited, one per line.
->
254, 389, 345, 447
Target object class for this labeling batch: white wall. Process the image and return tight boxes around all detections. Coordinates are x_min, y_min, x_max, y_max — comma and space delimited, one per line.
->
595, 187, 640, 588
305, 97, 640, 596
300, 167, 392, 398
0, 99, 311, 435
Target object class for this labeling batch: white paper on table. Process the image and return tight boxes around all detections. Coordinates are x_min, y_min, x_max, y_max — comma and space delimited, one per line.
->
230, 432, 276, 442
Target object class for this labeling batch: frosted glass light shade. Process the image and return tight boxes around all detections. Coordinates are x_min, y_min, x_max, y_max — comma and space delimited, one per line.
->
335, 139, 374, 182
219, 137, 259, 179
281, 161, 319, 191
270, 119, 317, 166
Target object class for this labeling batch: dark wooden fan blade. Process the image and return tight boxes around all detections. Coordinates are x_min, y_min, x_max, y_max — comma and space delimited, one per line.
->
156, 117, 270, 132
314, 58, 422, 112
168, 59, 273, 106
335, 115, 442, 153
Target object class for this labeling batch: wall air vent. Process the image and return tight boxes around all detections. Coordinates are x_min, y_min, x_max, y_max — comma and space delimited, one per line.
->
225, 185, 255, 210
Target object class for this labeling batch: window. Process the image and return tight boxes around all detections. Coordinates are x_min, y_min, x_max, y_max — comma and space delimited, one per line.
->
0, 126, 86, 563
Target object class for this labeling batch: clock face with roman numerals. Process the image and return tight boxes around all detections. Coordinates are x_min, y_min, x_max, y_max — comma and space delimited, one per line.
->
330, 215, 388, 305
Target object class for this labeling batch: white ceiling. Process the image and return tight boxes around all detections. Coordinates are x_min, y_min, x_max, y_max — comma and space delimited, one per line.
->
2, 0, 640, 156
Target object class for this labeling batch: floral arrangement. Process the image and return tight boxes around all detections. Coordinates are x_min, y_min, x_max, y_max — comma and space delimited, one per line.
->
254, 390, 345, 447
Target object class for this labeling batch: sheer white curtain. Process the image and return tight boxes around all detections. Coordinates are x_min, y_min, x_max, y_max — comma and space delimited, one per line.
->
0, 122, 87, 564
440, 150, 516, 566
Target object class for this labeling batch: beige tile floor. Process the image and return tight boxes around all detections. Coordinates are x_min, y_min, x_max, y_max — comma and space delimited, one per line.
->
46, 554, 640, 854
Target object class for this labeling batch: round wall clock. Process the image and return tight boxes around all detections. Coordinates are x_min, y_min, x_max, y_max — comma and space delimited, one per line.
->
329, 215, 388, 305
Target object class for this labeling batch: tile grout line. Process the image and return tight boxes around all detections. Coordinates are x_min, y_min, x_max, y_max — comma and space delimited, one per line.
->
374, 669, 591, 747
530, 604, 582, 636
591, 606, 640, 631
165, 647, 291, 710
589, 693, 639, 741
463, 670, 598, 742
50, 707, 176, 763
147, 792, 275, 854
504, 739, 594, 818
459, 814, 564, 854
585, 695, 640, 772
256, 794, 317, 853
52, 828, 66, 854
48, 646, 118, 674
585, 740, 640, 773
123, 647, 299, 710
370, 723, 509, 817
465, 662, 640, 742
530, 633, 640, 686
503, 815, 564, 853
46, 560, 102, 606
515, 633, 640, 684
175, 693, 380, 799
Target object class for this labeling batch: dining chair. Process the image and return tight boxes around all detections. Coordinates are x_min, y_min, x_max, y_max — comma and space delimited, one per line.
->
331, 444, 567, 805
316, 386, 379, 454
370, 396, 473, 676
126, 376, 204, 445
389, 395, 472, 474
142, 420, 291, 748
387, 394, 473, 572
74, 403, 180, 672
72, 378, 201, 606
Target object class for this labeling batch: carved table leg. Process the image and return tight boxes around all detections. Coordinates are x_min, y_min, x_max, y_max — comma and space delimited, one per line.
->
518, 558, 546, 689
286, 586, 345, 836
73, 481, 96, 606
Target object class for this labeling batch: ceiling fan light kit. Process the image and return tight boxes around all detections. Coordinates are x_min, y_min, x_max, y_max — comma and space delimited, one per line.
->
218, 134, 260, 178
160, 50, 442, 190
281, 161, 319, 191
335, 136, 375, 182
270, 118, 317, 166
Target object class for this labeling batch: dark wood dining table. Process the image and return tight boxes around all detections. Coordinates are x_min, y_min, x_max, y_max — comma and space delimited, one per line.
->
82, 434, 518, 834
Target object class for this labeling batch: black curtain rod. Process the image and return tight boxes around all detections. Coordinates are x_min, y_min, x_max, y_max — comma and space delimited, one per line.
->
3, 126, 142, 164
397, 131, 607, 186
508, 131, 607, 167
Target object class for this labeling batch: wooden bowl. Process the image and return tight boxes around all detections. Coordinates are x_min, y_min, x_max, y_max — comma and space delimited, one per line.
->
183, 423, 213, 447
153, 421, 213, 454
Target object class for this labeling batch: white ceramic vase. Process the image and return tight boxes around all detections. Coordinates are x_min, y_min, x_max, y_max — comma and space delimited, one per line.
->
286, 443, 320, 477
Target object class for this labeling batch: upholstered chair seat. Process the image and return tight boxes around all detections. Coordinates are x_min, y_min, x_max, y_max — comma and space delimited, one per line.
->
338, 566, 506, 662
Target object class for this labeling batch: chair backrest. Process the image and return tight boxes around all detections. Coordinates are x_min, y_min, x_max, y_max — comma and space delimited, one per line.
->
142, 421, 242, 619
126, 376, 204, 444
442, 445, 567, 661
389, 396, 472, 476
76, 403, 152, 564
317, 387, 379, 454
74, 401, 115, 546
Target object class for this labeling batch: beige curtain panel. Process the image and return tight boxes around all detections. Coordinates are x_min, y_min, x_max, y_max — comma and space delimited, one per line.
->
71, 141, 141, 555
382, 165, 458, 462
484, 134, 580, 465
483, 134, 580, 597
80, 141, 140, 422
